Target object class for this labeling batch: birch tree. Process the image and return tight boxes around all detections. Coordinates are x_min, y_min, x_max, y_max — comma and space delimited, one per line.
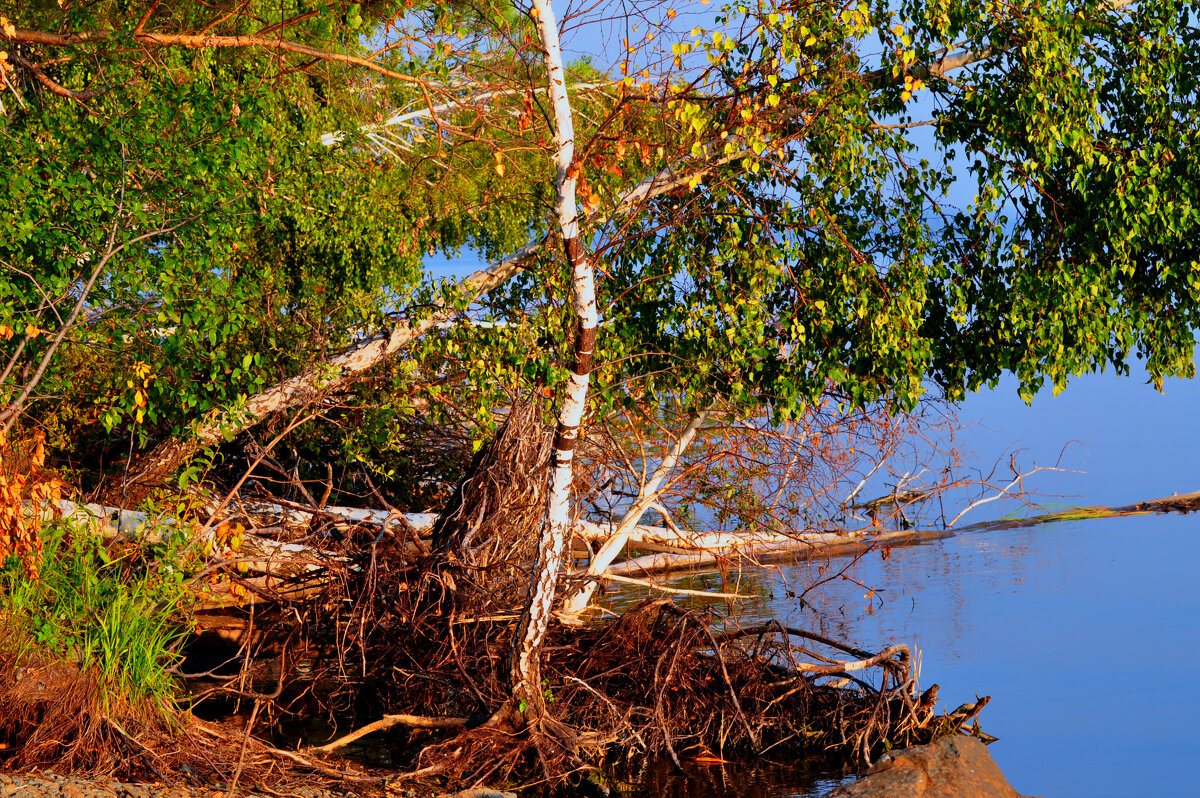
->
507, 0, 600, 721
4, 0, 1200, 649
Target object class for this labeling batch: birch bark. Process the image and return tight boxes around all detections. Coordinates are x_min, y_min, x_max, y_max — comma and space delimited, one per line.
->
116, 248, 537, 501
509, 0, 599, 720
560, 411, 709, 616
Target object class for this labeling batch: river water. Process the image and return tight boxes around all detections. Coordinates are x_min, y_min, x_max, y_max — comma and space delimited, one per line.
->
609, 367, 1200, 798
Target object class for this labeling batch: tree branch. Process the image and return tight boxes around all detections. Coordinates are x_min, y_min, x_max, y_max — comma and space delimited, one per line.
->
2, 25, 422, 85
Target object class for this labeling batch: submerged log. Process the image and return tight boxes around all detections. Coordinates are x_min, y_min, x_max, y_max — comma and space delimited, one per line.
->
578, 523, 953, 580
574, 488, 1200, 585
955, 488, 1200, 532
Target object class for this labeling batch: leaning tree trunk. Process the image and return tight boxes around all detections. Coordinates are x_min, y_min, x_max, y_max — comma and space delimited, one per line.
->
110, 252, 536, 503
114, 171, 708, 505
509, 0, 598, 723
560, 411, 709, 616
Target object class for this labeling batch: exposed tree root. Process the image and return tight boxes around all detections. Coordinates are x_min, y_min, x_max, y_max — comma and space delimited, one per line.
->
5, 403, 999, 795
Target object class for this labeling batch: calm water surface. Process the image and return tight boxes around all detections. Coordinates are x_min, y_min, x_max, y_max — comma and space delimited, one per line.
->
614, 368, 1200, 798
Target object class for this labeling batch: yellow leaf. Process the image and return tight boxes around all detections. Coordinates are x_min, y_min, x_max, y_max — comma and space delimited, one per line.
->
135, 407, 145, 423
0, 324, 12, 340
901, 90, 912, 102
25, 324, 40, 338
495, 162, 506, 177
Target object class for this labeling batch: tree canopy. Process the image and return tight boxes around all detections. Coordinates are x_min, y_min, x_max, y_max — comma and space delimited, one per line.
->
1, 0, 1197, 481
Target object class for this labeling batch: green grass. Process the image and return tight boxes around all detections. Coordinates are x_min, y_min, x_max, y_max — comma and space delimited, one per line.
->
0, 519, 191, 711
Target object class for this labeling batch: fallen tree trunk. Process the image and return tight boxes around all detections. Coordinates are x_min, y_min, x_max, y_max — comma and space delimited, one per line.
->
52, 500, 349, 597
236, 499, 437, 535
579, 487, 1200, 583
593, 527, 956, 579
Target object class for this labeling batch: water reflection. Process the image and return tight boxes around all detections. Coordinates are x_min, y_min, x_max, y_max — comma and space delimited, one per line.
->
625, 755, 851, 798
612, 512, 1200, 798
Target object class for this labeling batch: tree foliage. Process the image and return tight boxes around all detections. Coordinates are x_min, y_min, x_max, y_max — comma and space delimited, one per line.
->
0, 0, 1197, 482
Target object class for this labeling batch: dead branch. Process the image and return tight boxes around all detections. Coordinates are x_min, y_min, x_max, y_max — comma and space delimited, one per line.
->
591, 572, 752, 600
783, 644, 911, 677
2, 26, 424, 86
311, 714, 470, 755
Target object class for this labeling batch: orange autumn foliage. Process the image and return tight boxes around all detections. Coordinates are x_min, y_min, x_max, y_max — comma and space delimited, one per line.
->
0, 430, 64, 580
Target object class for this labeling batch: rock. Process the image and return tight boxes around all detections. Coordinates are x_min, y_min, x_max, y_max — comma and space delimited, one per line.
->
825, 735, 1042, 798
437, 789, 517, 798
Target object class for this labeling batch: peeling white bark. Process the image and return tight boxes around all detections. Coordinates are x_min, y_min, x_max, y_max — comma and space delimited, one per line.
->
511, 0, 601, 716
561, 411, 709, 616
238, 500, 437, 533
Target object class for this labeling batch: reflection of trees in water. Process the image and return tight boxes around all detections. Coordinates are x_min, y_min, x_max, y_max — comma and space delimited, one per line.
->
763, 531, 1045, 662
599, 528, 1056, 667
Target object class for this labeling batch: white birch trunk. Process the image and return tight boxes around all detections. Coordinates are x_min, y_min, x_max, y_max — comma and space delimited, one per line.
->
560, 411, 709, 616
120, 248, 538, 499
510, 0, 599, 718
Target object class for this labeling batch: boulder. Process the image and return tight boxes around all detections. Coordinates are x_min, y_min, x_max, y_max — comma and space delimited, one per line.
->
826, 735, 1041, 798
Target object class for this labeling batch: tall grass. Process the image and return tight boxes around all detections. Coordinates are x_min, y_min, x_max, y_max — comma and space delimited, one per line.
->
0, 519, 190, 711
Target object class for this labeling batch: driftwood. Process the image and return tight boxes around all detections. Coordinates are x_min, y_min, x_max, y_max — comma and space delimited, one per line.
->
47, 487, 1200, 613
568, 488, 1200, 599
955, 488, 1200, 531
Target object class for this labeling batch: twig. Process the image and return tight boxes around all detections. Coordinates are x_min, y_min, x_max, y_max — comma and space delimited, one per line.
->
259, 744, 383, 782
227, 699, 261, 796
588, 572, 752, 600
946, 465, 1071, 527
